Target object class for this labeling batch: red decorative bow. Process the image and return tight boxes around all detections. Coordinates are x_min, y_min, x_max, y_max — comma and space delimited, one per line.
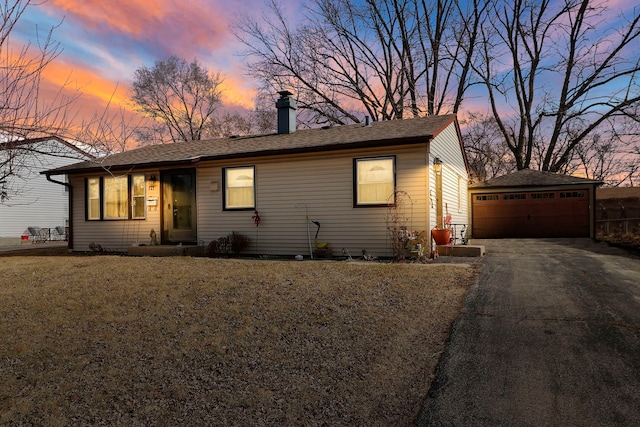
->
252, 210, 261, 227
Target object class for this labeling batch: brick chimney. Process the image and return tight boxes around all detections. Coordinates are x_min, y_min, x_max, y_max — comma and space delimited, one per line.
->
276, 90, 297, 134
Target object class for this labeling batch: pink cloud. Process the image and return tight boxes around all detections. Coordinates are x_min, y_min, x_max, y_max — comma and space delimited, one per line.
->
46, 0, 231, 48
38, 1, 279, 106
14, 0, 313, 141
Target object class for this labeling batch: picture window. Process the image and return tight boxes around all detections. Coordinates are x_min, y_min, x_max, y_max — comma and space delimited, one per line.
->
224, 166, 255, 210
86, 174, 146, 220
354, 157, 395, 206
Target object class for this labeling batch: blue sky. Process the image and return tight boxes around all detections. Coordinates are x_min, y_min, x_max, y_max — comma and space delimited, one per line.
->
14, 0, 305, 117
12, 0, 639, 127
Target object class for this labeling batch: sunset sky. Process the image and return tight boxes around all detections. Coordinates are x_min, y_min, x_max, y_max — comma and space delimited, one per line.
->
14, 0, 303, 124
12, 0, 639, 135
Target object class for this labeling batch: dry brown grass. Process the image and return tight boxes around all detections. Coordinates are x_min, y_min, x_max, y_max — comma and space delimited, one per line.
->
0, 255, 477, 426
597, 231, 640, 249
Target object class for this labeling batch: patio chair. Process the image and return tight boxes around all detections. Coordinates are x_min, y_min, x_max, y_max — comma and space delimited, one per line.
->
27, 226, 49, 243
51, 226, 67, 241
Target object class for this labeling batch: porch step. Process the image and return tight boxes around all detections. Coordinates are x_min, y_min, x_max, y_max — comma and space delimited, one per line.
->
127, 245, 206, 257
436, 244, 486, 257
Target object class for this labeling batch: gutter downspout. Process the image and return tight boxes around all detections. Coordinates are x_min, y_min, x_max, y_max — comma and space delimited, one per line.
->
46, 173, 73, 251
425, 143, 433, 254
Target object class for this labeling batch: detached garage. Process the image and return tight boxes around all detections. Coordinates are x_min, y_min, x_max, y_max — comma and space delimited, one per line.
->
469, 169, 602, 239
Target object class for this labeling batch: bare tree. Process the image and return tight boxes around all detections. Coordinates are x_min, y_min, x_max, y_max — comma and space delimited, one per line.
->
1, 0, 153, 206
75, 89, 146, 155
235, 1, 364, 126
1, 0, 83, 200
205, 112, 254, 138
250, 92, 277, 134
131, 56, 224, 143
473, 0, 640, 175
574, 133, 640, 186
235, 0, 484, 125
461, 112, 516, 182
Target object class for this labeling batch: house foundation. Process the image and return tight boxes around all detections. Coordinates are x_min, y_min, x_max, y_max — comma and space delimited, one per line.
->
127, 245, 206, 257
436, 244, 486, 257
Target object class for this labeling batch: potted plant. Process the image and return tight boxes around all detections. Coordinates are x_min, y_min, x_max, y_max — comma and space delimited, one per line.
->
431, 227, 451, 245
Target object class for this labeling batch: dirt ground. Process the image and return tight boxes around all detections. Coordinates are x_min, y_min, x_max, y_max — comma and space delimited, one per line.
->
0, 237, 22, 246
0, 237, 69, 257
596, 232, 640, 251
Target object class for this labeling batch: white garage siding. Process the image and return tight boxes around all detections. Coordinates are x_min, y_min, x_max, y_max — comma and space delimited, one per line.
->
429, 122, 469, 237
0, 139, 91, 238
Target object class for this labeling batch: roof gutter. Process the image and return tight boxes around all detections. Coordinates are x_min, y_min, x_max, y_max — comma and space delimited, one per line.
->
45, 173, 73, 251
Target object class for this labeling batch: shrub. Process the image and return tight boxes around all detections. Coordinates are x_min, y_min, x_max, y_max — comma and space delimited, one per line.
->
207, 231, 251, 257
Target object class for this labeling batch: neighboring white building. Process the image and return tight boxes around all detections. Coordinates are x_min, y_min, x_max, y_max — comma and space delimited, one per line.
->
0, 136, 95, 238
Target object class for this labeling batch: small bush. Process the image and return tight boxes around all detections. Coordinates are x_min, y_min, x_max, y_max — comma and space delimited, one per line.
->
207, 237, 228, 257
229, 231, 251, 255
207, 231, 251, 257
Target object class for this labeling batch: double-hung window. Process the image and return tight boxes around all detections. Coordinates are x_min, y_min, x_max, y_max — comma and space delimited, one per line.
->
131, 175, 146, 219
104, 176, 128, 219
87, 174, 146, 220
87, 178, 101, 220
354, 157, 395, 206
224, 166, 255, 210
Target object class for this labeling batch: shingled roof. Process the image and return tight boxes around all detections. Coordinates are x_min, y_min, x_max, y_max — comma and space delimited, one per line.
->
469, 168, 602, 189
2, 135, 96, 160
44, 114, 457, 175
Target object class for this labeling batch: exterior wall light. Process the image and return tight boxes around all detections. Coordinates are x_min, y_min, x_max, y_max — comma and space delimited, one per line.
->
148, 174, 157, 190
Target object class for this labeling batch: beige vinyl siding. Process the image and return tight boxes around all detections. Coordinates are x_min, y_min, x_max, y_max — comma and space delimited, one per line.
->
70, 171, 161, 251
429, 123, 469, 231
197, 144, 429, 257
68, 121, 469, 256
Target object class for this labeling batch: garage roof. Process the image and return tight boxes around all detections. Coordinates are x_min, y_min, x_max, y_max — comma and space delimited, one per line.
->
469, 169, 602, 189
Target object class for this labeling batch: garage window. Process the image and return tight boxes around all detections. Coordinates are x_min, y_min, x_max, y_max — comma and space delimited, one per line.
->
560, 191, 584, 198
476, 195, 499, 201
531, 192, 555, 199
503, 193, 526, 200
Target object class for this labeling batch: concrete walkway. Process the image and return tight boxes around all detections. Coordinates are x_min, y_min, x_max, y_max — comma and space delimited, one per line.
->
416, 238, 640, 427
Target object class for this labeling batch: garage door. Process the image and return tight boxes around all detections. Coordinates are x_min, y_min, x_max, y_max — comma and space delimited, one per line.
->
472, 190, 590, 238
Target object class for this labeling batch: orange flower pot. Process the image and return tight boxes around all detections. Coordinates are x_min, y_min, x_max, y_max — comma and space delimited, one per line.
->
431, 229, 451, 245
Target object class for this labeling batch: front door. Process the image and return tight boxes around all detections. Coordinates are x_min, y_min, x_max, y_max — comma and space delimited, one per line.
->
162, 169, 197, 244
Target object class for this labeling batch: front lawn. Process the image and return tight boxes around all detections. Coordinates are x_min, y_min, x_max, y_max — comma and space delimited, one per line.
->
0, 256, 476, 426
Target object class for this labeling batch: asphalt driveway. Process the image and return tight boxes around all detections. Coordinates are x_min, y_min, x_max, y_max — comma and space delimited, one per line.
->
415, 238, 640, 427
